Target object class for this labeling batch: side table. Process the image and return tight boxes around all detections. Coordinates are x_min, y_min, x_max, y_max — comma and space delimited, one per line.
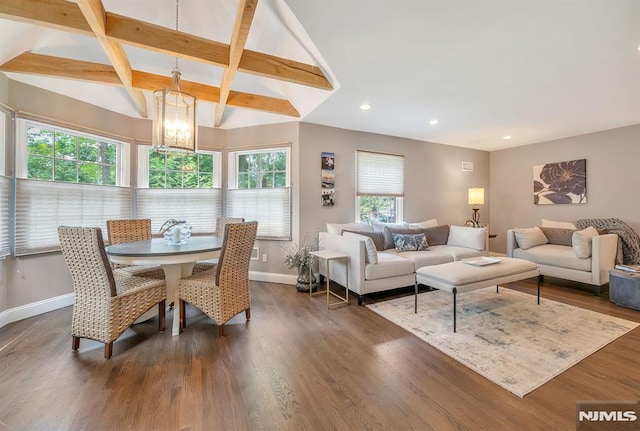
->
609, 269, 640, 311
309, 250, 349, 308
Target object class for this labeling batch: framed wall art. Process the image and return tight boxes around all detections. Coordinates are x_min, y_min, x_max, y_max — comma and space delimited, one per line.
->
321, 152, 335, 206
533, 158, 586, 205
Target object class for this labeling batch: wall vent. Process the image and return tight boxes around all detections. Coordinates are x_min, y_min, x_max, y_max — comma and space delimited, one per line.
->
462, 161, 473, 172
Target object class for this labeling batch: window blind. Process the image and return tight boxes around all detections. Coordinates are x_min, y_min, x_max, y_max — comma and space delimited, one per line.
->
0, 176, 9, 258
136, 188, 222, 235
226, 188, 291, 240
14, 179, 132, 255
356, 150, 405, 197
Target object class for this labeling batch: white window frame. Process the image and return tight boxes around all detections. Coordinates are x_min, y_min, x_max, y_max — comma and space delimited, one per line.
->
227, 145, 291, 240
355, 150, 405, 223
13, 119, 132, 255
136, 145, 223, 235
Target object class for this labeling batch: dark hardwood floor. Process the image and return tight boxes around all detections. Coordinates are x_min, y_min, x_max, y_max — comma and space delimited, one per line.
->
1, 278, 639, 431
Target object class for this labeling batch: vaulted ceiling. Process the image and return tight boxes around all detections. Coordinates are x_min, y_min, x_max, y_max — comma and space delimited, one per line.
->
2, 0, 640, 151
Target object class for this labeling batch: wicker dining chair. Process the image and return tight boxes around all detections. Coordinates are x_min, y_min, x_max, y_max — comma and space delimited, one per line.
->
58, 226, 166, 359
178, 221, 257, 336
192, 216, 245, 274
106, 219, 165, 279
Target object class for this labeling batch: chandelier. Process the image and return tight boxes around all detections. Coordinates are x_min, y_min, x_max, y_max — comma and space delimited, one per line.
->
152, 0, 197, 153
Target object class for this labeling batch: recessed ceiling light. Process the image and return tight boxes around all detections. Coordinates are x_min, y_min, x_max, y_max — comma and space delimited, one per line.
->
503, 135, 512, 140
360, 104, 371, 110
429, 119, 439, 125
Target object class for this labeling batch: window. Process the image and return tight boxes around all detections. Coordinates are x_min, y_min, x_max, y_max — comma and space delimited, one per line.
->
0, 110, 8, 258
136, 146, 222, 234
227, 145, 291, 240
14, 120, 131, 255
356, 150, 404, 223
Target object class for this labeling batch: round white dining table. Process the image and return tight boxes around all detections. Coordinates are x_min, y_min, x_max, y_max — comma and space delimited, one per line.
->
106, 236, 224, 336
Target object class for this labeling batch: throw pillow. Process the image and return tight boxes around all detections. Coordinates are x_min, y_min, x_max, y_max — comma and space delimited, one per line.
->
371, 222, 408, 232
540, 218, 577, 229
539, 226, 575, 246
326, 222, 372, 235
392, 233, 429, 252
446, 225, 486, 251
342, 229, 385, 251
421, 224, 450, 246
342, 231, 378, 264
407, 218, 439, 229
572, 226, 599, 259
513, 226, 548, 250
382, 226, 423, 250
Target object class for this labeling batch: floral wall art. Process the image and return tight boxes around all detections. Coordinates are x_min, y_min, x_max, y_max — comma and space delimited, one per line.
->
533, 159, 587, 205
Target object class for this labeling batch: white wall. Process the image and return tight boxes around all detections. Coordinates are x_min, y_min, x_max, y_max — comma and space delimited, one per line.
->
490, 125, 640, 253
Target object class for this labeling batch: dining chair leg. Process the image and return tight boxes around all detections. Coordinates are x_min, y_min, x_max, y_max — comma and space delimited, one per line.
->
72, 336, 80, 351
245, 308, 251, 320
179, 299, 186, 331
218, 324, 225, 337
158, 300, 166, 332
104, 342, 113, 359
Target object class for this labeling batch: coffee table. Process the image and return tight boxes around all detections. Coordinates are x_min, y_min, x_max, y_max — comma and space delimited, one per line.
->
415, 257, 540, 332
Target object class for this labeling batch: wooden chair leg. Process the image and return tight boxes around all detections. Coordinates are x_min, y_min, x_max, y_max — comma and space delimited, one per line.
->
72, 336, 80, 351
218, 324, 225, 337
104, 342, 113, 359
245, 308, 251, 320
158, 300, 166, 332
179, 299, 186, 331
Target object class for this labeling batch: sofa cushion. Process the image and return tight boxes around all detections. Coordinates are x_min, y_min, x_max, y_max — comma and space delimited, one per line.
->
327, 222, 372, 235
541, 218, 576, 229
429, 244, 485, 261
539, 226, 575, 246
513, 226, 548, 250
572, 226, 599, 258
371, 222, 408, 232
513, 244, 591, 272
383, 226, 423, 250
364, 252, 415, 280
342, 231, 378, 264
342, 229, 385, 251
392, 233, 429, 252
420, 224, 450, 246
382, 249, 453, 270
447, 225, 486, 251
407, 218, 438, 229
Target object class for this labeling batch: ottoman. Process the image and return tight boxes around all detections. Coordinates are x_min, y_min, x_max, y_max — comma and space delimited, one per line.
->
609, 269, 640, 311
415, 257, 540, 332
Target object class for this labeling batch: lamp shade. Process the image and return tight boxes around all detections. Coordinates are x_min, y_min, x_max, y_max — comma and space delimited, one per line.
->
468, 187, 485, 206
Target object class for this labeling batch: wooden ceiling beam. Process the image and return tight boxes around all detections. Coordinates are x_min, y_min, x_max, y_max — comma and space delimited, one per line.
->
76, 0, 148, 118
0, 0, 332, 90
0, 53, 299, 118
215, 0, 258, 127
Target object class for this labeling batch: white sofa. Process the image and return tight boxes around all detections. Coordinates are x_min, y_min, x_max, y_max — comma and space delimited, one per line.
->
506, 223, 618, 296
318, 221, 487, 305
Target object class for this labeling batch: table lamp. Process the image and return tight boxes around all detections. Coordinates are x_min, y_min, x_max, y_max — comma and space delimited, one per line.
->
467, 187, 484, 227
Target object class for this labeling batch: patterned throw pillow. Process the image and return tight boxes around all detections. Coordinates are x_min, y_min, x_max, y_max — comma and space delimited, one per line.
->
383, 226, 423, 249
392, 233, 429, 252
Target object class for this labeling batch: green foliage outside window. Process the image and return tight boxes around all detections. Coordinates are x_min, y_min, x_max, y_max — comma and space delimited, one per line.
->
149, 150, 215, 189
27, 126, 117, 185
237, 151, 287, 189
359, 196, 397, 223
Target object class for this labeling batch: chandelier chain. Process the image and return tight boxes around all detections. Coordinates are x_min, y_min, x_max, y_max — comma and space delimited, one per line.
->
174, 0, 179, 70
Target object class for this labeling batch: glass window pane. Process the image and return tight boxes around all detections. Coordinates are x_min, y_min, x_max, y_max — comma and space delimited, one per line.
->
167, 170, 183, 188
27, 127, 54, 156
261, 153, 274, 171
261, 173, 274, 188
273, 152, 286, 170
198, 173, 213, 188
100, 142, 116, 164
149, 151, 165, 170
183, 172, 198, 188
199, 154, 213, 173
167, 154, 183, 171
78, 163, 98, 184
54, 133, 77, 159
149, 170, 166, 188
78, 140, 98, 162
27, 155, 53, 180
54, 159, 77, 182
274, 172, 286, 187
105, 166, 116, 186
183, 154, 197, 173
359, 196, 397, 223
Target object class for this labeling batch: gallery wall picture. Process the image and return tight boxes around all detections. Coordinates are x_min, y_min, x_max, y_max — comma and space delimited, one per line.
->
533, 158, 587, 205
321, 152, 335, 206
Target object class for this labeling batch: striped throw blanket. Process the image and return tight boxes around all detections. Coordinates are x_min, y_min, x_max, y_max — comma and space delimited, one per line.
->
574, 218, 640, 265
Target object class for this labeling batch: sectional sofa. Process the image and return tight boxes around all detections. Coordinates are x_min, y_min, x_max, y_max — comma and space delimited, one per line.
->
318, 220, 488, 305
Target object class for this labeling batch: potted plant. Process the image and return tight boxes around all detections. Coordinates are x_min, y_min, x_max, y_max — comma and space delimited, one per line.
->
284, 240, 318, 292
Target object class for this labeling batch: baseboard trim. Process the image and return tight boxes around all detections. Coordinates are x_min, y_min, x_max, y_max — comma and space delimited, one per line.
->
0, 293, 74, 329
249, 271, 296, 285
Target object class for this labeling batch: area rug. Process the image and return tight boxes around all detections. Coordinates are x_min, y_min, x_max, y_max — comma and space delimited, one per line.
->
366, 287, 638, 397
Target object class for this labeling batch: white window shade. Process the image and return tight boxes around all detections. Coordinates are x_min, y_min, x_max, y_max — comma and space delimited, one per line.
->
15, 179, 132, 255
356, 150, 405, 197
226, 188, 291, 240
136, 188, 222, 235
0, 176, 9, 258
